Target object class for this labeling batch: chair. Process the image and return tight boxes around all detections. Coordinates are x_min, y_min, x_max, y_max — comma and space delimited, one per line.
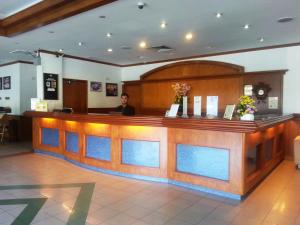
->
0, 114, 9, 143
294, 136, 300, 169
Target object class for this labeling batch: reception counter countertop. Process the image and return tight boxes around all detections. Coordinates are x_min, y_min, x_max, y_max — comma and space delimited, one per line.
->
24, 111, 293, 199
24, 111, 293, 133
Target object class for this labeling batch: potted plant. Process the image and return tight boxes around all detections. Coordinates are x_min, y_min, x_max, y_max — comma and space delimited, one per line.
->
236, 96, 257, 121
171, 82, 191, 113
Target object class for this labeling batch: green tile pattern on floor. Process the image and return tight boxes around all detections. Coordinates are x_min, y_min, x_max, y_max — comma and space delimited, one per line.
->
0, 198, 46, 225
0, 183, 95, 225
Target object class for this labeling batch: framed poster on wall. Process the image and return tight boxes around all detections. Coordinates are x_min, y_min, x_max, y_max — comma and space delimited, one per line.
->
90, 81, 102, 92
3, 76, 11, 90
44, 73, 58, 100
106, 83, 118, 96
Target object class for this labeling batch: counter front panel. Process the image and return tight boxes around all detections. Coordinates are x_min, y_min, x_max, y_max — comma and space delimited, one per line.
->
27, 111, 292, 199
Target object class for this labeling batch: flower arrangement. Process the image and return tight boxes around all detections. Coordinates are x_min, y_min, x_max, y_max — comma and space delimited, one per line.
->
171, 82, 191, 104
236, 95, 257, 116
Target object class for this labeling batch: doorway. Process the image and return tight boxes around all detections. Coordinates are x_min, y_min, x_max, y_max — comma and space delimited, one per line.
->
63, 78, 88, 113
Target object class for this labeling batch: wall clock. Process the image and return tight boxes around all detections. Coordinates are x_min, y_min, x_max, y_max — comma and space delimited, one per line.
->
253, 82, 271, 101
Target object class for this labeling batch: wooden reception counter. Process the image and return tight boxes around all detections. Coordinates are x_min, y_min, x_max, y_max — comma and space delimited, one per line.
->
24, 111, 293, 199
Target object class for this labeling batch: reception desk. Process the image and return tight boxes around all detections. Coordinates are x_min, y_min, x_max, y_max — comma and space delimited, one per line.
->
24, 111, 293, 199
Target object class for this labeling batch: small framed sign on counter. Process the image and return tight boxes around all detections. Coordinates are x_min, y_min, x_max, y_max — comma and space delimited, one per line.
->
223, 104, 235, 120
44, 73, 58, 100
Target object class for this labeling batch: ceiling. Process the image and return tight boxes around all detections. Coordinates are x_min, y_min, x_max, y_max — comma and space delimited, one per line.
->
0, 0, 42, 19
0, 0, 299, 65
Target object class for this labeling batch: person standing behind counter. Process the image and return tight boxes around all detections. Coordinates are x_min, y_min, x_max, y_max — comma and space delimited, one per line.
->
115, 93, 135, 116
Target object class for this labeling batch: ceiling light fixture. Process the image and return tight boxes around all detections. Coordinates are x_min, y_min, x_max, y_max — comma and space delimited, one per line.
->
78, 42, 83, 46
107, 48, 113, 52
48, 31, 55, 34
160, 21, 167, 29
99, 15, 106, 19
106, 33, 112, 37
185, 32, 193, 40
139, 41, 147, 48
216, 12, 223, 18
243, 24, 250, 30
59, 49, 63, 52
259, 37, 264, 42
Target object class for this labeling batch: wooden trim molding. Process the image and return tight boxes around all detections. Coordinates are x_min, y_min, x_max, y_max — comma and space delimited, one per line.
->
0, 0, 117, 37
35, 42, 300, 68
0, 60, 33, 67
38, 49, 121, 67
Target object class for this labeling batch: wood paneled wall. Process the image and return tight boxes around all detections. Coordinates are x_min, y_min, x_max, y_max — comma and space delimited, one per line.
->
244, 70, 284, 114
123, 60, 286, 116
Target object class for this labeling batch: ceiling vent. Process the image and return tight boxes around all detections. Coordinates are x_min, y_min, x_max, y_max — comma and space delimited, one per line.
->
148, 45, 174, 53
277, 17, 294, 23
120, 46, 132, 50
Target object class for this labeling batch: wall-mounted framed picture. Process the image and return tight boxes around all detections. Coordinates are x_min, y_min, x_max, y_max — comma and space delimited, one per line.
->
90, 81, 102, 92
106, 83, 118, 96
43, 73, 58, 100
0, 77, 2, 90
3, 76, 11, 90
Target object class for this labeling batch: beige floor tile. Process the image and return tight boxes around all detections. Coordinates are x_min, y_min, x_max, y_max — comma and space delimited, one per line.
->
1, 143, 300, 225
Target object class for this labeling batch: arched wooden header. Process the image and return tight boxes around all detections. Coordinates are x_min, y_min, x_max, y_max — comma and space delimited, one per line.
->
140, 60, 245, 81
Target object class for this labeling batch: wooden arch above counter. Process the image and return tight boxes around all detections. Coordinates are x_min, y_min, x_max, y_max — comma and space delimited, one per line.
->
140, 60, 245, 81
123, 60, 286, 115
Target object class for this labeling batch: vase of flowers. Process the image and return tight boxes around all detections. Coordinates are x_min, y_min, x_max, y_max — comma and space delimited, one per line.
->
236, 96, 257, 121
171, 82, 191, 114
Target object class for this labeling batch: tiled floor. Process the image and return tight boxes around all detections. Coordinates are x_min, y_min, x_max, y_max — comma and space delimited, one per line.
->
0, 146, 300, 224
0, 142, 32, 157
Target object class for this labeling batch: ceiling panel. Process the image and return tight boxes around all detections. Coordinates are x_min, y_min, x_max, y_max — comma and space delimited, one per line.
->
0, 0, 299, 65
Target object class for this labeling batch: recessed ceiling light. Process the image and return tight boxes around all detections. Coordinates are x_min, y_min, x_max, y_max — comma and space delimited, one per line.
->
107, 48, 113, 52
106, 33, 112, 37
259, 37, 264, 42
277, 17, 294, 23
139, 41, 147, 48
99, 15, 106, 19
243, 24, 250, 30
59, 49, 63, 52
185, 32, 193, 40
216, 12, 223, 18
78, 42, 83, 46
160, 21, 167, 29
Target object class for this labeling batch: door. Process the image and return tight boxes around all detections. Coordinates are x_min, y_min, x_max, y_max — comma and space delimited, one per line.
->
63, 78, 88, 113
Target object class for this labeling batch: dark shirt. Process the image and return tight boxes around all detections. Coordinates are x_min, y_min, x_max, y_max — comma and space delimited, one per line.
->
115, 105, 135, 116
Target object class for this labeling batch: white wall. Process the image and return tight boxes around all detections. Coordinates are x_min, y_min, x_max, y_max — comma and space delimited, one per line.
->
121, 46, 300, 113
39, 53, 63, 111
38, 53, 122, 110
284, 46, 300, 113
0, 64, 20, 114
63, 58, 122, 108
20, 63, 37, 113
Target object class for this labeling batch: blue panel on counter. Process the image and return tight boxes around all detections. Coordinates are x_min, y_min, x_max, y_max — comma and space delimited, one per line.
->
42, 128, 59, 147
66, 132, 79, 153
86, 136, 111, 161
176, 144, 229, 181
122, 139, 160, 168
